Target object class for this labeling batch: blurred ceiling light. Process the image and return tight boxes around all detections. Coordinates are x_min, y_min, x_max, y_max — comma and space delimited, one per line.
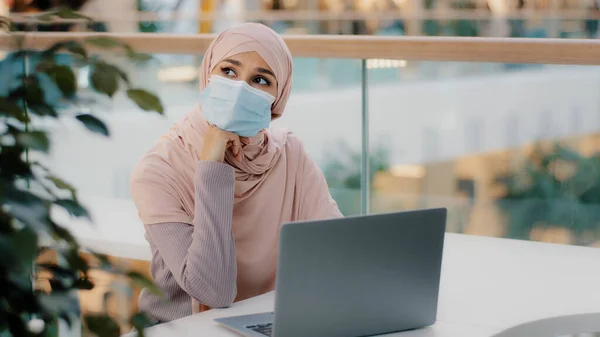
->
366, 58, 407, 69
325, 0, 344, 12
390, 164, 425, 178
158, 66, 197, 83
487, 0, 517, 14
356, 0, 375, 11
282, 0, 298, 8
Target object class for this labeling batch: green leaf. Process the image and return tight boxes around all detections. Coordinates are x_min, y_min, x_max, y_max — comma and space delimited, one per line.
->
89, 251, 113, 270
10, 79, 56, 117
73, 277, 95, 290
55, 199, 90, 219
32, 12, 54, 22
114, 67, 130, 84
4, 311, 28, 336
38, 263, 77, 279
126, 271, 162, 296
36, 8, 92, 22
130, 312, 155, 337
61, 41, 88, 59
57, 245, 89, 273
0, 227, 38, 272
85, 37, 123, 49
54, 10, 92, 20
555, 145, 584, 162
16, 131, 50, 152
47, 175, 77, 199
84, 314, 121, 337
124, 47, 153, 62
23, 82, 44, 105
41, 65, 77, 97
40, 264, 78, 290
3, 186, 50, 231
29, 103, 58, 118
75, 114, 109, 137
13, 228, 39, 268
39, 293, 80, 315
93, 62, 130, 84
32, 161, 51, 172
50, 222, 78, 246
90, 64, 119, 97
43, 41, 88, 59
0, 97, 28, 122
59, 312, 75, 330
127, 52, 153, 62
0, 144, 32, 178
127, 89, 164, 114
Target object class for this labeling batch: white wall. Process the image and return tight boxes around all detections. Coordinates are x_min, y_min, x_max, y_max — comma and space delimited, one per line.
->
46, 66, 600, 199
279, 65, 600, 165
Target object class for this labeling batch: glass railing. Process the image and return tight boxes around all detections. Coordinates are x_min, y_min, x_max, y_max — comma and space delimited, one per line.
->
2, 32, 600, 251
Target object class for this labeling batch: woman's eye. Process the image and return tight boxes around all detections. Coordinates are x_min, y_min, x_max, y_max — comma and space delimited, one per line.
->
222, 68, 236, 77
254, 77, 270, 86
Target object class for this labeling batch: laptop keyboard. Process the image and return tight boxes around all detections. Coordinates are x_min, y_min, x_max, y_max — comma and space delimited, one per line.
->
246, 323, 273, 336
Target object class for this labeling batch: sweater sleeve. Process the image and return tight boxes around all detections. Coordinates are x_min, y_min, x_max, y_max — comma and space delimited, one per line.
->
143, 161, 237, 308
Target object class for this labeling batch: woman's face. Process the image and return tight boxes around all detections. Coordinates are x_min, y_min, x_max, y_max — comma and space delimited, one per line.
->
210, 51, 278, 99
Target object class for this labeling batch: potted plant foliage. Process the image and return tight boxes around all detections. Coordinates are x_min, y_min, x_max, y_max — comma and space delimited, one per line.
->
495, 143, 600, 245
1, 9, 163, 337
322, 140, 390, 215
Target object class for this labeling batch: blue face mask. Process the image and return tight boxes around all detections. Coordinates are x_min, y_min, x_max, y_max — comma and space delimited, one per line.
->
199, 75, 275, 137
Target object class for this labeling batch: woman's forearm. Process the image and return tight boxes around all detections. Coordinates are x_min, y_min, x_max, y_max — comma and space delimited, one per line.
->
146, 161, 237, 308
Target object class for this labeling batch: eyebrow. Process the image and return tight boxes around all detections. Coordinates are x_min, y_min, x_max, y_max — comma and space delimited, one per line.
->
222, 58, 276, 79
257, 67, 276, 78
223, 58, 242, 66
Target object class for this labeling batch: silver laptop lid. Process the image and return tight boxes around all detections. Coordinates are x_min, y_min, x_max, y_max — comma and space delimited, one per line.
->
272, 208, 447, 337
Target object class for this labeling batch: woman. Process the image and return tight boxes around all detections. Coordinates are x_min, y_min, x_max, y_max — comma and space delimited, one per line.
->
130, 22, 342, 323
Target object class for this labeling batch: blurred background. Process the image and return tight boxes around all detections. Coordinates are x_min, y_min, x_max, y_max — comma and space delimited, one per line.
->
6, 0, 600, 37
3, 0, 600, 249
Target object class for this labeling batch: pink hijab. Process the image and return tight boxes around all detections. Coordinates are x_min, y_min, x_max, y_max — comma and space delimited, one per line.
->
131, 23, 341, 311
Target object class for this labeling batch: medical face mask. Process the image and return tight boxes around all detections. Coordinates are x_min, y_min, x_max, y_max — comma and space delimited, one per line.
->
199, 75, 276, 137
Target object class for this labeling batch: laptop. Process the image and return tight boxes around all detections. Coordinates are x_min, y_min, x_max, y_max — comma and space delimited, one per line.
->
215, 208, 447, 337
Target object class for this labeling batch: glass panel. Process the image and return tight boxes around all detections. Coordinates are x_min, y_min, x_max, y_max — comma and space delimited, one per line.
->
281, 58, 364, 215
368, 61, 600, 247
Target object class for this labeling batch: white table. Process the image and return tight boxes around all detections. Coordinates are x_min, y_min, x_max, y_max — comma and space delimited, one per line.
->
121, 233, 600, 337
56, 197, 600, 336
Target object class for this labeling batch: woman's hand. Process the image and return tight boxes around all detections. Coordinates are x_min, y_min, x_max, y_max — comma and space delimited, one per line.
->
200, 125, 243, 162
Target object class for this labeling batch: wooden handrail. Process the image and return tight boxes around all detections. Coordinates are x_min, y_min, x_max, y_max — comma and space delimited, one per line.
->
1, 32, 600, 65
